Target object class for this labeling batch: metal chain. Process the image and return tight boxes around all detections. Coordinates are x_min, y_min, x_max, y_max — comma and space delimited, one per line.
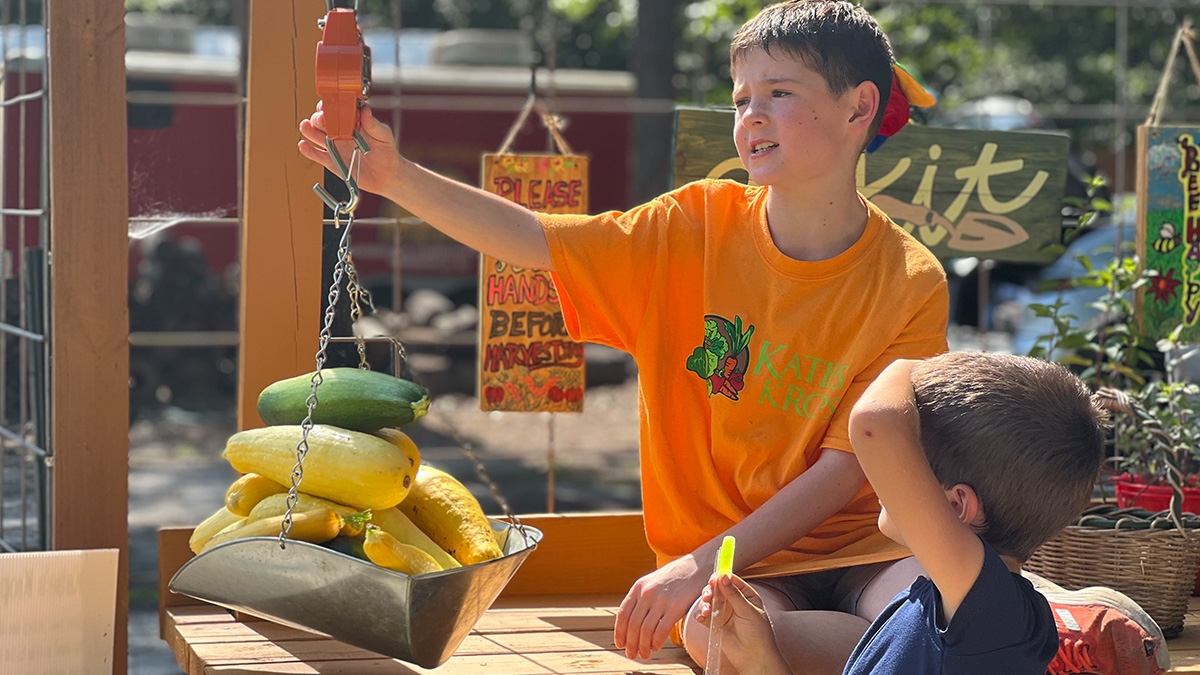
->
345, 250, 370, 370
279, 186, 359, 548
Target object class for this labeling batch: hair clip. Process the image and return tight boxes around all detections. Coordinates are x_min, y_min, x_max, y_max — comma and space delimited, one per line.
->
866, 63, 936, 154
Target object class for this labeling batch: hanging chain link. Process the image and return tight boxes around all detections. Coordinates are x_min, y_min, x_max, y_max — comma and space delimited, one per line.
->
279, 202, 358, 547
344, 249, 371, 370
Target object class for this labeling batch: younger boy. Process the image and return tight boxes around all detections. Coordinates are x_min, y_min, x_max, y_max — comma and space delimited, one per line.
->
698, 352, 1171, 674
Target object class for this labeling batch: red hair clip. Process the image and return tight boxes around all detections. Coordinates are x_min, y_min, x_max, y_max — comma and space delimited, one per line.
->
867, 63, 935, 153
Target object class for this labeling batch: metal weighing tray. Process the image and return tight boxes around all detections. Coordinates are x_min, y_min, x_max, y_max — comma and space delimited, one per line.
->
170, 520, 543, 668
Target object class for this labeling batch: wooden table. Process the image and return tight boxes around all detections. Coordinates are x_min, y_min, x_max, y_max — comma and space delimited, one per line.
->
159, 513, 1200, 674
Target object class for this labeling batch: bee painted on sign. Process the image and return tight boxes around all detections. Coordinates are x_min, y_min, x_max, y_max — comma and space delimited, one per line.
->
673, 108, 1070, 263
1137, 126, 1200, 342
478, 154, 588, 412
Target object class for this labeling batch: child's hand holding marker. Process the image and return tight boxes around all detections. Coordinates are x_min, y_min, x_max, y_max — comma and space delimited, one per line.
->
697, 537, 790, 675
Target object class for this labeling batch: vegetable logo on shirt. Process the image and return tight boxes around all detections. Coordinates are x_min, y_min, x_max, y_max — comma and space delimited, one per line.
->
686, 315, 756, 400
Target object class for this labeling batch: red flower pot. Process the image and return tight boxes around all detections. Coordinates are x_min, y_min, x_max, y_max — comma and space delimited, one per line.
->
1114, 478, 1200, 595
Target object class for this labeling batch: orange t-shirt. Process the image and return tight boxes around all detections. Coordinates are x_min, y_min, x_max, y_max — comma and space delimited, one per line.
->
541, 179, 949, 575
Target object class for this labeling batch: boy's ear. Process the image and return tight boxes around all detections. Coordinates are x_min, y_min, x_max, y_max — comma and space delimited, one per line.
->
944, 483, 985, 528
846, 80, 881, 133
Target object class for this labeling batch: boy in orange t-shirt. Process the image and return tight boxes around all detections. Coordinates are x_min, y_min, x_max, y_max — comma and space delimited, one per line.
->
301, 2, 947, 671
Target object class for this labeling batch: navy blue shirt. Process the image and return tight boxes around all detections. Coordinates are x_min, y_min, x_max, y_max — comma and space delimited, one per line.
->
843, 540, 1058, 675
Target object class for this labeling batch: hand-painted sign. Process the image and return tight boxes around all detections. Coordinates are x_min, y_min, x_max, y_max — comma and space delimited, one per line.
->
478, 154, 588, 412
673, 108, 1070, 263
1137, 126, 1200, 342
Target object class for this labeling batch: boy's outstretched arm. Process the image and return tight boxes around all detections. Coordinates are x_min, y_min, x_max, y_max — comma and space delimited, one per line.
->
298, 104, 553, 271
615, 448, 865, 659
848, 359, 983, 622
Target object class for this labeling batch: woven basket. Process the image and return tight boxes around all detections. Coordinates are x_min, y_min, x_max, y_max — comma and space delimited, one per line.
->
1026, 510, 1200, 637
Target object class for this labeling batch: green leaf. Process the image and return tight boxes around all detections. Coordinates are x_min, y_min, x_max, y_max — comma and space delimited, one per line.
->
1057, 334, 1092, 350
686, 347, 718, 379
703, 321, 729, 360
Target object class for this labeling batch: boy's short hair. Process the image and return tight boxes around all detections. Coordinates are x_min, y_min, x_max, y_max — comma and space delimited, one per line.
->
912, 352, 1107, 561
730, 0, 894, 143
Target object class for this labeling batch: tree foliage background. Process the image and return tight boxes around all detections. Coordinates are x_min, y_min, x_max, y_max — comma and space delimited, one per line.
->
126, 0, 1199, 164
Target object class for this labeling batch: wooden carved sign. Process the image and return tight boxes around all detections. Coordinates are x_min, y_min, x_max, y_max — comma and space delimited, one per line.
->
1137, 125, 1200, 342
673, 108, 1071, 263
478, 154, 588, 412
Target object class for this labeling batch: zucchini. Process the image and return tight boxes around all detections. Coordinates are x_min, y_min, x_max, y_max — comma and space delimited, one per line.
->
369, 506, 460, 569
189, 506, 245, 554
200, 508, 342, 552
248, 492, 372, 537
324, 533, 370, 561
225, 473, 288, 517
399, 465, 502, 566
222, 424, 418, 510
256, 368, 430, 432
363, 525, 442, 575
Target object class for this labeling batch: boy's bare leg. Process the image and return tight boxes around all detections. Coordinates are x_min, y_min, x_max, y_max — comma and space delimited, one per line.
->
682, 557, 927, 675
683, 581, 868, 675
853, 556, 926, 621
757, 608, 872, 675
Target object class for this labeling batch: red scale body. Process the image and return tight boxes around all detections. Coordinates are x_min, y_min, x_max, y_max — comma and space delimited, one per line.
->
315, 8, 369, 142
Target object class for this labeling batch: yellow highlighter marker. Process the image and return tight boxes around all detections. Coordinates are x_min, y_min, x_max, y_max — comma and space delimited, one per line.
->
704, 536, 736, 675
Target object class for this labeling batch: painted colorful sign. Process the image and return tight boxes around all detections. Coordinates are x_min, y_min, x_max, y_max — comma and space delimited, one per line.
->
478, 154, 588, 412
1137, 126, 1200, 342
673, 108, 1071, 263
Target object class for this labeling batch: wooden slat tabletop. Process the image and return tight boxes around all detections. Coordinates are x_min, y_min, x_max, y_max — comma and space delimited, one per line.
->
163, 597, 698, 675
162, 595, 1200, 675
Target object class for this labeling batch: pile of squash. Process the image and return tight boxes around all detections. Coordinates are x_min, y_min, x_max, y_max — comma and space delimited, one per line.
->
188, 367, 505, 576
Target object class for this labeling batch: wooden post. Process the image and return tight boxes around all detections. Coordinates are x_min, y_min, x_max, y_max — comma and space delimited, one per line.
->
238, 0, 325, 430
46, 0, 130, 672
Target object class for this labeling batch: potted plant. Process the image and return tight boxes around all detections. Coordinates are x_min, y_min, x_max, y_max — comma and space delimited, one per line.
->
1108, 332, 1200, 514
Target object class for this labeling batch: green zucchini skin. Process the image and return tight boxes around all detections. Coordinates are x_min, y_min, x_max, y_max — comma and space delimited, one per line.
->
256, 368, 430, 432
324, 534, 370, 561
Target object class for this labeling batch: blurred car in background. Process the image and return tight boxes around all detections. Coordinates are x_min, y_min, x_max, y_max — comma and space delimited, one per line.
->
1007, 224, 1134, 357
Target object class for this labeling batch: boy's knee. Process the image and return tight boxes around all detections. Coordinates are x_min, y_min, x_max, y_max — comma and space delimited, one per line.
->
680, 594, 708, 663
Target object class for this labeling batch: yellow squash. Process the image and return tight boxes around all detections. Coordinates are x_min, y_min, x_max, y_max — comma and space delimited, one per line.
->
189, 506, 245, 554
222, 425, 418, 510
370, 506, 460, 569
200, 508, 342, 552
398, 465, 502, 566
363, 525, 442, 576
247, 492, 371, 537
225, 473, 288, 516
